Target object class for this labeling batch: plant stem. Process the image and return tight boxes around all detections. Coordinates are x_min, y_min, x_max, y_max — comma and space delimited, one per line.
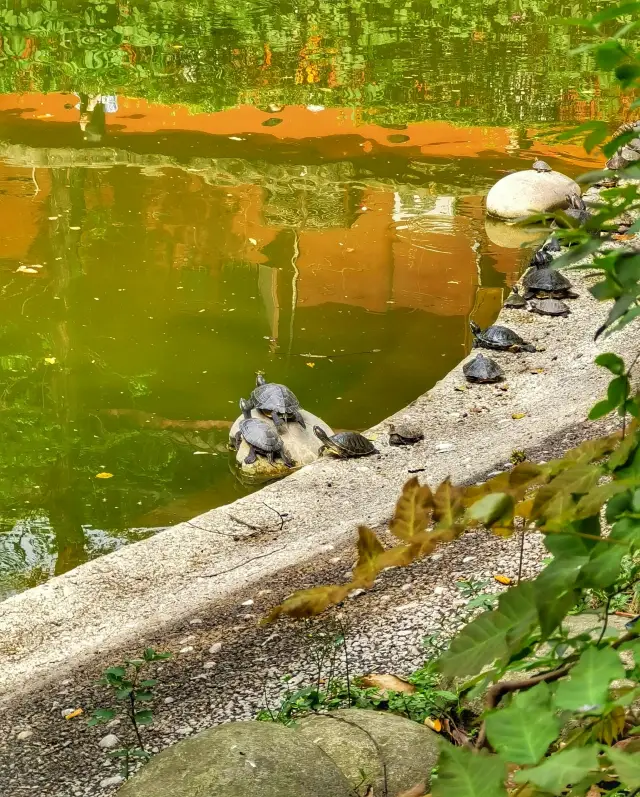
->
597, 595, 612, 645
517, 529, 525, 585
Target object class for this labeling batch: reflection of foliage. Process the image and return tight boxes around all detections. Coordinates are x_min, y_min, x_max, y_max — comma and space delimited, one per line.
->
0, 0, 625, 125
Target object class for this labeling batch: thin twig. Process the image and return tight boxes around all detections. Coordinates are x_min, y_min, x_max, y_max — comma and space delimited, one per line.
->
517, 528, 525, 585
597, 595, 612, 645
262, 501, 286, 531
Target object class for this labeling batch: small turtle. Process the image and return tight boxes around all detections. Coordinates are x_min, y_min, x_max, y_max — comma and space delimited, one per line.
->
564, 194, 590, 225
528, 298, 571, 317
522, 267, 577, 299
470, 321, 536, 353
246, 373, 305, 430
234, 400, 294, 467
606, 121, 640, 170
463, 353, 505, 383
503, 286, 527, 309
265, 103, 284, 114
532, 159, 552, 173
543, 237, 561, 253
314, 426, 378, 458
389, 422, 424, 446
530, 247, 552, 268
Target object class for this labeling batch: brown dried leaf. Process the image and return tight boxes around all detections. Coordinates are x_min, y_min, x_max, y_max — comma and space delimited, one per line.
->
424, 717, 442, 732
394, 784, 428, 797
562, 432, 621, 466
433, 478, 464, 527
389, 477, 434, 542
352, 526, 385, 588
264, 583, 352, 623
360, 673, 416, 695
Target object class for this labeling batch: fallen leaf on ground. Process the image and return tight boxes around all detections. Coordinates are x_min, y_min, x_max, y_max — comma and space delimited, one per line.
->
424, 717, 442, 732
494, 574, 512, 585
95, 472, 114, 479
64, 708, 83, 719
512, 412, 527, 420
360, 673, 416, 695
454, 385, 467, 392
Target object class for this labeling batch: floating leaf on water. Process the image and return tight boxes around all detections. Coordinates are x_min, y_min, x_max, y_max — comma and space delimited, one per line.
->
69, 226, 81, 230
261, 117, 283, 127
64, 708, 83, 719
16, 266, 38, 274
512, 412, 527, 419
96, 472, 114, 479
44, 357, 57, 365
387, 134, 410, 143
424, 717, 442, 732
306, 362, 315, 368
360, 673, 416, 695
248, 238, 257, 245
494, 574, 512, 585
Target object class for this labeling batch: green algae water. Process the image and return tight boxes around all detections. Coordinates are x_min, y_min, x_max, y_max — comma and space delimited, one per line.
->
0, 0, 620, 596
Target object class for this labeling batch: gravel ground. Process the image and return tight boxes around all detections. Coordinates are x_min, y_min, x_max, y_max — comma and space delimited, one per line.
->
0, 414, 621, 797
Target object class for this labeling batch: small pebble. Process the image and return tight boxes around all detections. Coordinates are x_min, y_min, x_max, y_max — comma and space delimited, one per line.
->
177, 727, 193, 736
433, 586, 446, 596
17, 730, 33, 741
189, 619, 203, 625
98, 734, 119, 750
179, 646, 194, 654
401, 584, 413, 592
100, 776, 124, 788
209, 643, 223, 654
203, 662, 216, 669
348, 588, 365, 599
164, 697, 175, 704
241, 599, 254, 607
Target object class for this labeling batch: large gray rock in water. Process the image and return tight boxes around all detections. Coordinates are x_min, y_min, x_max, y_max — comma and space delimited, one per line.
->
229, 408, 332, 481
117, 720, 353, 797
486, 169, 580, 220
295, 709, 440, 796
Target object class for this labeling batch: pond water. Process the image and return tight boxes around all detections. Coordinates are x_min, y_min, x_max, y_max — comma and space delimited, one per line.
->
0, 0, 618, 597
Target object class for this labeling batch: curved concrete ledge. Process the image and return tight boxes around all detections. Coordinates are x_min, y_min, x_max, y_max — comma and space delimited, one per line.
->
0, 265, 637, 700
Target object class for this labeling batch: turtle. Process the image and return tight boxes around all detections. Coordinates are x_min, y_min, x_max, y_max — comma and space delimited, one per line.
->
246, 373, 305, 430
543, 236, 561, 253
503, 286, 527, 309
530, 247, 552, 268
470, 321, 536, 353
389, 422, 424, 446
463, 353, 505, 383
314, 426, 378, 458
606, 121, 640, 170
234, 400, 294, 467
564, 193, 590, 225
528, 298, 571, 317
532, 159, 552, 173
522, 267, 577, 299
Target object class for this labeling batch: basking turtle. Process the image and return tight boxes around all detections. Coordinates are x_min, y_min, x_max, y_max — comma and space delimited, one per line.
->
532, 159, 552, 173
530, 247, 552, 268
389, 422, 424, 446
503, 286, 527, 309
529, 298, 571, 317
470, 321, 536, 353
234, 400, 294, 467
463, 353, 505, 383
543, 237, 561, 253
564, 194, 590, 225
314, 426, 378, 458
606, 121, 640, 170
247, 373, 305, 430
522, 267, 577, 299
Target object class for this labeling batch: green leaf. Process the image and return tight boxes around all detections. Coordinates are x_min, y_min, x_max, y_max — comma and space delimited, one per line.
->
484, 683, 560, 765
592, 2, 640, 23
467, 493, 514, 527
499, 582, 539, 654
608, 376, 630, 407
595, 353, 625, 375
88, 708, 116, 724
433, 746, 507, 797
134, 710, 154, 726
105, 666, 126, 679
616, 62, 640, 87
606, 747, 640, 789
116, 687, 133, 699
555, 646, 625, 712
139, 679, 158, 688
514, 746, 600, 794
580, 540, 627, 589
589, 400, 615, 420
583, 123, 610, 153
595, 40, 626, 70
438, 609, 512, 678
608, 430, 639, 471
135, 691, 154, 702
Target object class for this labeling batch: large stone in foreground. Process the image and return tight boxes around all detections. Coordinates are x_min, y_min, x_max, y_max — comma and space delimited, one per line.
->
486, 169, 580, 220
117, 721, 353, 797
296, 709, 440, 796
229, 408, 333, 481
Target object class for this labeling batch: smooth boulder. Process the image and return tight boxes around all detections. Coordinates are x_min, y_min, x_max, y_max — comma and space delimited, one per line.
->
117, 721, 353, 797
295, 709, 440, 796
229, 408, 333, 481
486, 169, 580, 221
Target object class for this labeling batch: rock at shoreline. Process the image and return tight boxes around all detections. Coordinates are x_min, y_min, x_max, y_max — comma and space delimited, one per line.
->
486, 169, 580, 221
229, 408, 332, 481
116, 720, 353, 797
295, 708, 440, 796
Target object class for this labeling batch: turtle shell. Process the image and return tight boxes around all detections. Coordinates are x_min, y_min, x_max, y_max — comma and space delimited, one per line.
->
251, 382, 300, 415
522, 267, 572, 295
476, 325, 532, 350
529, 298, 570, 316
463, 354, 504, 383
532, 160, 552, 172
239, 418, 282, 452
530, 248, 552, 268
504, 289, 527, 309
389, 423, 424, 446
329, 431, 377, 456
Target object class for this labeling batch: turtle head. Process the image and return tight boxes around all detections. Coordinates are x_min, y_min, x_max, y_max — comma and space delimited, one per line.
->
255, 372, 267, 387
469, 320, 481, 335
313, 425, 331, 444
567, 193, 585, 210
239, 398, 252, 419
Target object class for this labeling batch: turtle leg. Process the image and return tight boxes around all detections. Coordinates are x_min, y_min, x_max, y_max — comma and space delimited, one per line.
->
271, 410, 285, 430
281, 449, 295, 468
267, 451, 275, 465
244, 446, 258, 465
233, 431, 242, 451
318, 444, 327, 457
294, 410, 306, 429
472, 339, 478, 349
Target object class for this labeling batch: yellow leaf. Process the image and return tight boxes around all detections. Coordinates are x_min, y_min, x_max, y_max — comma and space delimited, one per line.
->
95, 472, 114, 479
454, 385, 467, 392
64, 708, 83, 719
494, 574, 512, 585
433, 478, 463, 528
44, 357, 57, 365
424, 717, 442, 732
352, 526, 385, 588
306, 362, 315, 368
17, 266, 38, 274
593, 705, 625, 744
360, 673, 416, 695
264, 583, 352, 623
389, 477, 434, 542
512, 412, 527, 420
515, 498, 534, 519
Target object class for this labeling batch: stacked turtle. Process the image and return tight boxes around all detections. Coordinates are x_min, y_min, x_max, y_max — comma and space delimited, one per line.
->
606, 120, 640, 172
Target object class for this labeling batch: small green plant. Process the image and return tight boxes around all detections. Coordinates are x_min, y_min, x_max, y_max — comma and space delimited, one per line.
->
88, 647, 171, 780
510, 450, 527, 465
